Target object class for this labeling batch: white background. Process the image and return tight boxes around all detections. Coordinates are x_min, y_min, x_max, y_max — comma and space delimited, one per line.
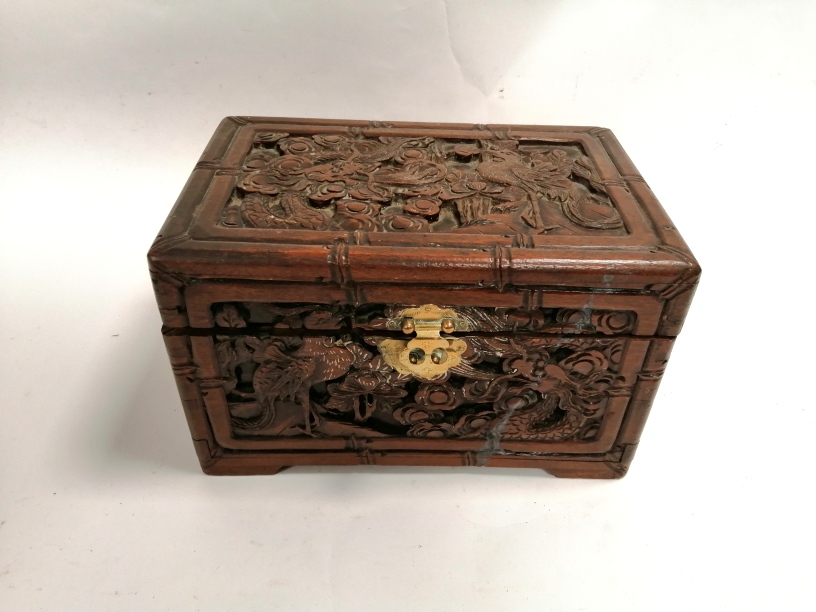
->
1, 1, 815, 610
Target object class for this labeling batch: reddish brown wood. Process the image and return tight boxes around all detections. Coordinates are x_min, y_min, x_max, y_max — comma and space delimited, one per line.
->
150, 117, 700, 478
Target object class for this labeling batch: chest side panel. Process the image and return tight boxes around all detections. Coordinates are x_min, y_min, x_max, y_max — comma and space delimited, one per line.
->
174, 284, 666, 456
195, 328, 646, 455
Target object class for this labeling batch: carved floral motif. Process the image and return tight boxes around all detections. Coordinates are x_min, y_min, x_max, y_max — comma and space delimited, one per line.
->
212, 303, 632, 442
223, 131, 626, 235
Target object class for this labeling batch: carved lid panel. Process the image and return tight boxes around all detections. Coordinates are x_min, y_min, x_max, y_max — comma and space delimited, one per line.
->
223, 131, 625, 236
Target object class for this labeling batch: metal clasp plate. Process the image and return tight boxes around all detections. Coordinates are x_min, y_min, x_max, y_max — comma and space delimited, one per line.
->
377, 304, 469, 380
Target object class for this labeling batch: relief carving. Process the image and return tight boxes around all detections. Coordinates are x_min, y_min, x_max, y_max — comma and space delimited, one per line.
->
214, 302, 637, 336
222, 131, 626, 236
359, 304, 636, 336
212, 304, 632, 442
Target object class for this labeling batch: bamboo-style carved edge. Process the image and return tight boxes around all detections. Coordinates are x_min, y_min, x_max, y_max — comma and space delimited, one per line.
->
162, 333, 219, 471
148, 118, 241, 257
194, 444, 636, 478
151, 273, 188, 328
152, 242, 694, 291
612, 338, 675, 452
594, 129, 701, 336
229, 116, 608, 133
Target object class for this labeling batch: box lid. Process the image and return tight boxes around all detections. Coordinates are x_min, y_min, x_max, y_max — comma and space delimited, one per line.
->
149, 117, 700, 296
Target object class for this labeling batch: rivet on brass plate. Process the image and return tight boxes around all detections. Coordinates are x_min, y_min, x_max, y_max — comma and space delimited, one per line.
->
430, 348, 447, 364
408, 348, 425, 364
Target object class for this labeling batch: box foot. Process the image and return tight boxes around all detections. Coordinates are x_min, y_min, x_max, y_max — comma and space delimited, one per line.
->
542, 461, 627, 479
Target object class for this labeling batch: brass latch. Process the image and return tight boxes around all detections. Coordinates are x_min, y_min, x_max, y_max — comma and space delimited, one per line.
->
377, 305, 469, 380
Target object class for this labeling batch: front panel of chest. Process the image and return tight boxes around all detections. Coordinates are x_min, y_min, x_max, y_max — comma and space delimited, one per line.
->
180, 283, 665, 457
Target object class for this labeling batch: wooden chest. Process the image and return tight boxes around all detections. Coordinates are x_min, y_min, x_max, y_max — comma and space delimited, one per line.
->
149, 117, 700, 478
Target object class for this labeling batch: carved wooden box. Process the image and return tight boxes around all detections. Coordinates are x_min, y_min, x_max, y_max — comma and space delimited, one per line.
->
149, 117, 699, 478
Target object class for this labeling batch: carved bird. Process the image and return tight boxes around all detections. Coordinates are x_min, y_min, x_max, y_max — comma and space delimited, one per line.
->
475, 150, 576, 230
478, 150, 573, 194
234, 337, 355, 435
475, 149, 526, 187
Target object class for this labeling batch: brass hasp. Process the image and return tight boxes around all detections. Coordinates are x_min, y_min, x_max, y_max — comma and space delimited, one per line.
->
377, 304, 469, 379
